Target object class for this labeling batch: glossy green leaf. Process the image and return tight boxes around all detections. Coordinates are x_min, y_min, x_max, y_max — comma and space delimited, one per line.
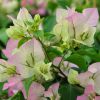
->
43, 15, 56, 32
0, 28, 8, 45
59, 83, 83, 100
66, 54, 88, 71
47, 47, 62, 61
8, 92, 25, 100
23, 77, 33, 96
18, 37, 30, 48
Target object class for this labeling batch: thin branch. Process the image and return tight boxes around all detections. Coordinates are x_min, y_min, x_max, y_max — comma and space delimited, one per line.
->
37, 37, 68, 78
52, 64, 67, 78
58, 50, 68, 68
37, 37, 51, 62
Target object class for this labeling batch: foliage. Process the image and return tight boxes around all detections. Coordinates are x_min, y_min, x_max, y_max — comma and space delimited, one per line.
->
0, 0, 100, 100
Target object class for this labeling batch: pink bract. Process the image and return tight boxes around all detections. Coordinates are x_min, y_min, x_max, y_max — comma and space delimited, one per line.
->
3, 76, 27, 99
88, 62, 100, 73
53, 57, 78, 68
28, 82, 45, 100
2, 39, 18, 59
8, 38, 45, 78
77, 85, 100, 100
44, 82, 60, 100
57, 8, 99, 27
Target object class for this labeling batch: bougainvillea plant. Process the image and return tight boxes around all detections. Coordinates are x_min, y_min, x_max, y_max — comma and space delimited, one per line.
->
0, 7, 100, 100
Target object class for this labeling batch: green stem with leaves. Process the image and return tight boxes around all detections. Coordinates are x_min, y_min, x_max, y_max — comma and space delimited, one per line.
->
37, 37, 68, 78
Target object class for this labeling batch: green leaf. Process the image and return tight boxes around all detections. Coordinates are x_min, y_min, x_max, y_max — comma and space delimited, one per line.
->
0, 14, 10, 28
83, 55, 91, 65
8, 92, 25, 100
0, 82, 8, 100
34, 30, 44, 39
34, 30, 56, 45
66, 54, 88, 71
94, 31, 100, 45
18, 37, 30, 48
23, 77, 33, 96
43, 15, 56, 32
0, 82, 4, 93
47, 47, 62, 61
0, 28, 8, 45
57, 0, 72, 8
59, 83, 83, 100
44, 32, 55, 41
76, 48, 100, 62
47, 1, 58, 12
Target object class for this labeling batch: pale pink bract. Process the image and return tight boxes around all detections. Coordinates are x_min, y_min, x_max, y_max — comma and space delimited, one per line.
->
2, 39, 18, 59
77, 85, 100, 100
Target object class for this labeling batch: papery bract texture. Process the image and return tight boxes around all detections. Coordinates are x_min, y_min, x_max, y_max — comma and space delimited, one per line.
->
77, 85, 100, 100
9, 38, 45, 78
3, 76, 27, 99
0, 59, 16, 82
53, 57, 78, 77
78, 62, 100, 95
44, 83, 60, 100
2, 39, 18, 59
54, 8, 99, 47
28, 82, 45, 100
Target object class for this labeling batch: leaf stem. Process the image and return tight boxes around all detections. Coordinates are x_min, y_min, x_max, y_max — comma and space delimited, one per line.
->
52, 64, 67, 78
37, 37, 51, 62
37, 37, 67, 78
